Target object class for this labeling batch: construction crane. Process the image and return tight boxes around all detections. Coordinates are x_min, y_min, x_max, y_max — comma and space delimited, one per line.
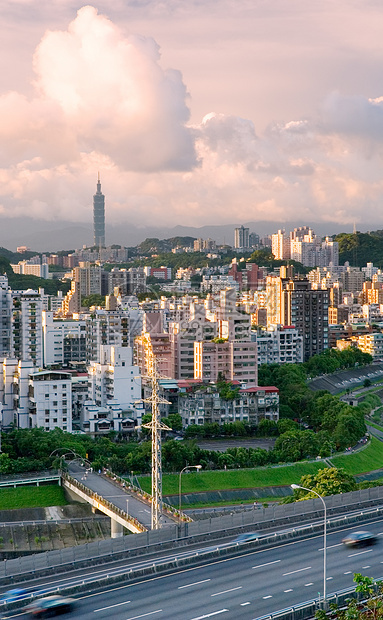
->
138, 332, 171, 529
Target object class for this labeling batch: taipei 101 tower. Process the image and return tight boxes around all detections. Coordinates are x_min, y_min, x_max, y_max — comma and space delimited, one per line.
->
93, 173, 105, 247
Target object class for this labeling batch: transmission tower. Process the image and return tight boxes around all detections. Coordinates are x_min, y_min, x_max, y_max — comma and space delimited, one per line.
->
139, 333, 171, 529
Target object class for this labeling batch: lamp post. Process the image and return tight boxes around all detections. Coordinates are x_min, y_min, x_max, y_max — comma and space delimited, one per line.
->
179, 465, 202, 514
291, 484, 327, 602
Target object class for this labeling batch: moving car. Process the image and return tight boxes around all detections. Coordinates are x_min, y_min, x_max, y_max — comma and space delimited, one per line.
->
342, 531, 378, 547
25, 595, 76, 617
0, 588, 31, 604
234, 531, 260, 543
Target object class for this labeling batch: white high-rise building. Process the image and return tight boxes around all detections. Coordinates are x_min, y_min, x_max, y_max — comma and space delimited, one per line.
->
0, 275, 12, 357
43, 311, 86, 367
272, 229, 290, 260
28, 370, 72, 432
11, 290, 43, 367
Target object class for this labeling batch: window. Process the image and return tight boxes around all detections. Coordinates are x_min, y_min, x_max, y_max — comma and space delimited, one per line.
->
53, 401, 57, 406
53, 418, 57, 423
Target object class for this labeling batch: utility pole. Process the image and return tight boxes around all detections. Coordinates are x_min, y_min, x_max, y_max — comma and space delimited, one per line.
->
140, 333, 171, 529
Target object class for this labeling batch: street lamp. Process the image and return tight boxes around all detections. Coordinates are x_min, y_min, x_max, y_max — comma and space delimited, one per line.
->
291, 484, 327, 602
179, 465, 202, 514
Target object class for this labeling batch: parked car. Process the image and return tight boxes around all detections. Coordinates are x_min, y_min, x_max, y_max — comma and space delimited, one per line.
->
25, 595, 76, 617
342, 531, 378, 547
234, 531, 261, 543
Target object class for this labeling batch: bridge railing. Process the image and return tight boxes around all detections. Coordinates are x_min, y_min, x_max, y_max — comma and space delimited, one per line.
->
61, 472, 147, 532
102, 468, 193, 523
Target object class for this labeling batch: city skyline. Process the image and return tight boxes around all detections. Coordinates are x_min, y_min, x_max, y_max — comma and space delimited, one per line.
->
1, 2, 383, 232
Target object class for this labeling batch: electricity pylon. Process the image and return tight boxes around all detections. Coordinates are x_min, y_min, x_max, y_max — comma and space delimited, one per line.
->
139, 333, 171, 529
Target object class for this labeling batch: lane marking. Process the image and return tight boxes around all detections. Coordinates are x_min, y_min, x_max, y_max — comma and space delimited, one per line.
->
240, 602, 251, 606
189, 611, 229, 620
284, 589, 293, 593
179, 579, 211, 589
318, 544, 342, 550
283, 566, 311, 576
344, 571, 352, 574
127, 609, 162, 620
212, 587, 242, 597
362, 566, 371, 569
305, 583, 314, 586
263, 595, 272, 599
348, 550, 373, 557
252, 560, 281, 570
126, 612, 162, 620
94, 600, 131, 612
326, 577, 333, 580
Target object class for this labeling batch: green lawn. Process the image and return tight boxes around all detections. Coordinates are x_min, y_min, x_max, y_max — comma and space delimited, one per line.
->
331, 437, 383, 475
367, 421, 383, 432
0, 485, 68, 510
137, 461, 328, 495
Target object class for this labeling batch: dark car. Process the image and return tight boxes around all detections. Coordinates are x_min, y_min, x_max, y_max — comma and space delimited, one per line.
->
234, 531, 261, 543
25, 595, 76, 617
342, 531, 378, 548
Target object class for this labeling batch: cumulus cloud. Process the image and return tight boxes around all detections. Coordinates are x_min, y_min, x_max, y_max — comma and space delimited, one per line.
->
3, 5, 383, 229
0, 6, 196, 175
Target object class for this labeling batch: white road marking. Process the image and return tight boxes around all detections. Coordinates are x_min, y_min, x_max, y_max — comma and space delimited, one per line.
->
344, 571, 352, 574
305, 583, 314, 586
326, 577, 333, 580
189, 611, 229, 620
126, 612, 162, 620
318, 544, 342, 550
94, 600, 131, 612
263, 595, 272, 599
362, 566, 371, 569
179, 579, 211, 589
240, 602, 251, 606
283, 566, 311, 576
212, 586, 242, 597
252, 560, 281, 570
284, 589, 293, 593
348, 550, 373, 557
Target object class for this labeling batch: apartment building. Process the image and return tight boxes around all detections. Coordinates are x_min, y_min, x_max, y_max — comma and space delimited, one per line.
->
28, 370, 72, 432
256, 324, 303, 365
179, 385, 279, 427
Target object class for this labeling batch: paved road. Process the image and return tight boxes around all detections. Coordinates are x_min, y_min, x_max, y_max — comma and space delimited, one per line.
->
4, 517, 383, 620
68, 465, 175, 529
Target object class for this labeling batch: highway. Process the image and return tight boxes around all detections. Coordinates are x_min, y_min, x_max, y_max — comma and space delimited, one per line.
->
4, 517, 383, 620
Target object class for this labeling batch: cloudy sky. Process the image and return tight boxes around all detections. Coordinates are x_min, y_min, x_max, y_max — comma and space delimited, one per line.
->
1, 0, 383, 232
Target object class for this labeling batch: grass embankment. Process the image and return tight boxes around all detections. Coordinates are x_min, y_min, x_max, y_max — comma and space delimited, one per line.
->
138, 461, 327, 496
331, 436, 383, 475
0, 485, 68, 510
367, 421, 383, 432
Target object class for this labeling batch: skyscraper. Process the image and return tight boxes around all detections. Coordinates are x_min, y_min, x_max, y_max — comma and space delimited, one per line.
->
234, 226, 249, 250
93, 173, 105, 247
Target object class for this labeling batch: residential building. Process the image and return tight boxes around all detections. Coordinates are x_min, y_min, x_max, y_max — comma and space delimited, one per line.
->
357, 332, 383, 359
234, 226, 250, 250
194, 340, 257, 384
11, 289, 43, 367
42, 311, 86, 367
256, 325, 303, 365
28, 370, 72, 432
179, 384, 279, 427
0, 275, 12, 357
272, 229, 290, 260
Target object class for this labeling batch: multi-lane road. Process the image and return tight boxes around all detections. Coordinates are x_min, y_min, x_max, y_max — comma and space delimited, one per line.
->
4, 517, 383, 620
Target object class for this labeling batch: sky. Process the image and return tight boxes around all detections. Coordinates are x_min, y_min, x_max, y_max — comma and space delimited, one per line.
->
1, 0, 383, 232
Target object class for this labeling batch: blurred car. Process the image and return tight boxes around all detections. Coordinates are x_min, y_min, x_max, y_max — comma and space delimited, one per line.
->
342, 531, 378, 547
25, 595, 76, 617
0, 588, 31, 604
234, 531, 260, 543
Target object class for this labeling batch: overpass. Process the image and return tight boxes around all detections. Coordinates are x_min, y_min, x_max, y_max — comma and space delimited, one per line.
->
63, 465, 184, 537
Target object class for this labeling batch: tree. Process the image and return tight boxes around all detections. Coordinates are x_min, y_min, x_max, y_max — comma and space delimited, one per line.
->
316, 573, 383, 619
292, 467, 357, 500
